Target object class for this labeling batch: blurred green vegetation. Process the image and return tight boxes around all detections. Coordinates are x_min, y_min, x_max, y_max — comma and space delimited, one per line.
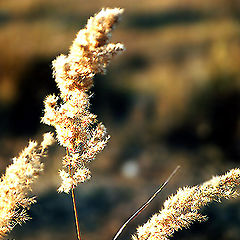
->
0, 0, 240, 240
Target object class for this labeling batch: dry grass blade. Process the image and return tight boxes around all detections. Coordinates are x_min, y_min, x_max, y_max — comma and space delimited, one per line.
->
113, 166, 180, 240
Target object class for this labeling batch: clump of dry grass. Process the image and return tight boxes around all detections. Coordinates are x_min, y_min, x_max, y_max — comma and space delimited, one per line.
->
0, 133, 54, 238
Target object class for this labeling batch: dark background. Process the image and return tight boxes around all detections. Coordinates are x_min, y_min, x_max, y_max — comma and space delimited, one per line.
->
0, 0, 240, 239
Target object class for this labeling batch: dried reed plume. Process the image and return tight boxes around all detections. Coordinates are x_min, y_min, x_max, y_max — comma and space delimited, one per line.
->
132, 168, 240, 240
0, 133, 54, 238
42, 8, 125, 194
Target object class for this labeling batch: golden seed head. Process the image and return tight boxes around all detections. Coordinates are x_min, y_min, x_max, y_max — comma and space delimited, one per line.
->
42, 8, 124, 193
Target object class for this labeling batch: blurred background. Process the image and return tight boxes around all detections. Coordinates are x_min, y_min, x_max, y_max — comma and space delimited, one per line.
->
0, 0, 240, 239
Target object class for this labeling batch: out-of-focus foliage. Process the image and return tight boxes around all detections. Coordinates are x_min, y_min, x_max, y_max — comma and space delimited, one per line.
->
0, 0, 239, 240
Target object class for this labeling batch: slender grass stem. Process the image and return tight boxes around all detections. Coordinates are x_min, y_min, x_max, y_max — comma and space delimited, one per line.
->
113, 165, 180, 240
71, 187, 81, 240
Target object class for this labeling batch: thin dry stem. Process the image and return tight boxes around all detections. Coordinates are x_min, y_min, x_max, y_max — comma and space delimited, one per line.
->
113, 166, 180, 240
71, 188, 81, 240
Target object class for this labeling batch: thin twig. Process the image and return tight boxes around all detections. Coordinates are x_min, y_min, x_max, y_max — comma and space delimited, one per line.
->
113, 165, 180, 240
71, 187, 81, 240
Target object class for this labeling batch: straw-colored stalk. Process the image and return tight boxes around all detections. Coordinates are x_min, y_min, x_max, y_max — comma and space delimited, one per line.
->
41, 8, 125, 239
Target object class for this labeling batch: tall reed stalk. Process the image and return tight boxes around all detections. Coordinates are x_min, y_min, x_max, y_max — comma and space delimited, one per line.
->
41, 8, 125, 239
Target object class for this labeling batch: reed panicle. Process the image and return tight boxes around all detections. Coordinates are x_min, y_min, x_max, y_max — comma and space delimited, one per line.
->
132, 168, 240, 240
0, 133, 54, 238
42, 8, 125, 194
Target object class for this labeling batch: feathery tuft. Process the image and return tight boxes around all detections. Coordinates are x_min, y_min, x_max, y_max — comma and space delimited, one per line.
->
42, 8, 124, 193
